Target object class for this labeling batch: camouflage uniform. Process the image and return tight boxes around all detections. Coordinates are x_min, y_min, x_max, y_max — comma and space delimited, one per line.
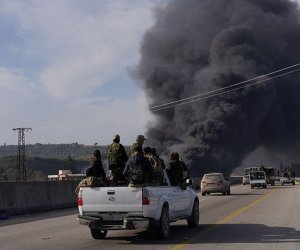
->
123, 146, 153, 187
167, 152, 188, 187
129, 135, 146, 155
86, 150, 106, 179
144, 147, 163, 186
107, 134, 128, 185
152, 148, 166, 170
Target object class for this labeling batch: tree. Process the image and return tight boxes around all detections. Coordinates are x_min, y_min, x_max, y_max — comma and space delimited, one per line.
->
64, 155, 76, 173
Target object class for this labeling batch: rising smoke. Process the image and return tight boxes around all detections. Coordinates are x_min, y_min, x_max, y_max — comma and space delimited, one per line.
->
137, 0, 300, 176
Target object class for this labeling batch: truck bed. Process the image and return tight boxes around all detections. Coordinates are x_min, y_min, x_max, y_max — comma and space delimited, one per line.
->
79, 186, 143, 213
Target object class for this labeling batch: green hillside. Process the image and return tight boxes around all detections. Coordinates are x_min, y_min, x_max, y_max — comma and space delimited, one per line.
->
0, 143, 130, 181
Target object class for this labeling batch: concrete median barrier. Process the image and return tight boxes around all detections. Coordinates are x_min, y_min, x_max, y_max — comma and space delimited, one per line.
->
0, 180, 80, 216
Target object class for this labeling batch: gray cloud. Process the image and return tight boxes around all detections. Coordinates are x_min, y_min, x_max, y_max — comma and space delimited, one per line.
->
137, 0, 300, 176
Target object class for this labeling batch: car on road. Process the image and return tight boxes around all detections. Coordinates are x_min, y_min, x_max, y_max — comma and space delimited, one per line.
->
201, 173, 230, 196
250, 171, 267, 189
280, 176, 295, 186
242, 175, 250, 185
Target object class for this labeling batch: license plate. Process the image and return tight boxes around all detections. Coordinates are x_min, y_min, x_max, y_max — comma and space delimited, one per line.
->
103, 214, 123, 221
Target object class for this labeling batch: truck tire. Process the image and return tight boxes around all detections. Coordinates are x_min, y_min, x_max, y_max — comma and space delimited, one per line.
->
157, 205, 170, 239
201, 191, 206, 196
187, 199, 199, 228
90, 228, 107, 239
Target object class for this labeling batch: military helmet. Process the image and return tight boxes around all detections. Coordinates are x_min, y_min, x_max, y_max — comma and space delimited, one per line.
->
113, 134, 120, 140
170, 152, 180, 161
93, 149, 101, 157
136, 134, 146, 142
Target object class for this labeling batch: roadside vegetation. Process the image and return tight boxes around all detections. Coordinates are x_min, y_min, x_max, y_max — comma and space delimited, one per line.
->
0, 143, 129, 181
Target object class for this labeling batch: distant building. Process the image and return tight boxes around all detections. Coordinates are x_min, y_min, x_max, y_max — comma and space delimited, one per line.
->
48, 170, 85, 181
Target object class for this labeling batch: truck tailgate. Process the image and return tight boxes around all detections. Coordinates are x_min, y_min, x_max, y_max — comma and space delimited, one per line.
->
81, 187, 143, 212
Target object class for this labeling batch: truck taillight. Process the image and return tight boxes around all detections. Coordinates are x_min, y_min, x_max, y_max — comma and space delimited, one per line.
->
142, 197, 150, 205
78, 197, 83, 206
142, 189, 150, 205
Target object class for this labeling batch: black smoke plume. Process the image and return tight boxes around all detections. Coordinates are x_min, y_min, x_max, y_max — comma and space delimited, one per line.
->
137, 0, 300, 176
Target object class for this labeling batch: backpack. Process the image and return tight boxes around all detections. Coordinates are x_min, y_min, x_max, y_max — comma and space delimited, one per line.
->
129, 164, 144, 183
108, 143, 122, 165
75, 176, 106, 194
150, 155, 163, 172
146, 155, 163, 181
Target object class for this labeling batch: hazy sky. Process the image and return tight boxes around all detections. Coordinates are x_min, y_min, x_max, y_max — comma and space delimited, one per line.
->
1, 0, 299, 147
0, 0, 165, 145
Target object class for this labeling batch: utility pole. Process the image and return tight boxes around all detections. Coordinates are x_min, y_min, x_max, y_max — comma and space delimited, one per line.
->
12, 128, 32, 181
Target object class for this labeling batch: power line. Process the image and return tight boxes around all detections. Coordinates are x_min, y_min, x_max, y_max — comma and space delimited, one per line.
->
149, 63, 300, 112
149, 62, 300, 110
26, 133, 51, 145
151, 68, 300, 111
31, 130, 58, 144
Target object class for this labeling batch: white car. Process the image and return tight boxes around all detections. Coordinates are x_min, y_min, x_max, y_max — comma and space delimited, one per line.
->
280, 177, 295, 186
201, 173, 230, 196
242, 175, 250, 185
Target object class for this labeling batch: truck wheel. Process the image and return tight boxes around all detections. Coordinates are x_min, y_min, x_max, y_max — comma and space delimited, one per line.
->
201, 191, 206, 196
292, 181, 295, 185
157, 206, 170, 239
187, 199, 199, 228
90, 228, 107, 239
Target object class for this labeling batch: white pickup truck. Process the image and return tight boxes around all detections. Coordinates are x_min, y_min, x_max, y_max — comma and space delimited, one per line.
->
77, 171, 199, 239
250, 171, 267, 189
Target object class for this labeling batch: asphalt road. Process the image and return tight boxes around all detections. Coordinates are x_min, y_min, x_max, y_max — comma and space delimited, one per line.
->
1, 184, 299, 250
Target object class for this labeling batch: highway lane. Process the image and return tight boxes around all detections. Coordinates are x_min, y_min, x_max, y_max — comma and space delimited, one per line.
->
0, 184, 299, 250
173, 184, 300, 250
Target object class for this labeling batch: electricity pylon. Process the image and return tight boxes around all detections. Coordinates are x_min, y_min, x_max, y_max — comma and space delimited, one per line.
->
12, 128, 32, 181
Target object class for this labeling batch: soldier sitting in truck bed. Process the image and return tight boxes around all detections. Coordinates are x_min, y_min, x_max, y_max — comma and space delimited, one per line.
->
123, 145, 153, 187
